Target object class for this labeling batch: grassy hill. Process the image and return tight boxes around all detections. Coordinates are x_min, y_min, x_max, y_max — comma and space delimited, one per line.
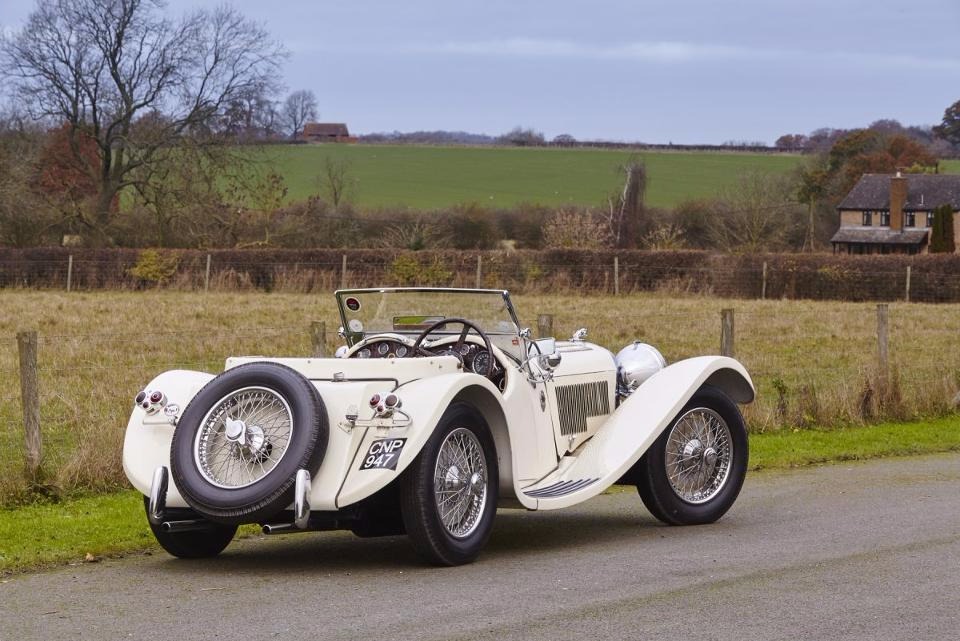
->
262, 144, 806, 209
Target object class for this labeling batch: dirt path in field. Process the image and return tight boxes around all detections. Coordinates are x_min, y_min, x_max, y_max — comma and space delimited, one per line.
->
2, 453, 959, 641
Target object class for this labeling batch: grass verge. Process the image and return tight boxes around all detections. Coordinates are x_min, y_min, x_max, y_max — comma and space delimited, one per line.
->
1, 414, 958, 576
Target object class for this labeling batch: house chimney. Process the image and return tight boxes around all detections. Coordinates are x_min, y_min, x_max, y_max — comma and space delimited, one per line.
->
890, 172, 907, 231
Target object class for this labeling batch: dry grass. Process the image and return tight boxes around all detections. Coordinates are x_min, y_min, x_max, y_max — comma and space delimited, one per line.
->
1, 290, 958, 506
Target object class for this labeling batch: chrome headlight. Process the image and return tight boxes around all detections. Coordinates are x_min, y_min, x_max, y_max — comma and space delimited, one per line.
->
615, 342, 666, 396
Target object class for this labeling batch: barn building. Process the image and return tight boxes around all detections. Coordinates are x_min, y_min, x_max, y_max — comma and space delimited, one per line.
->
301, 123, 355, 143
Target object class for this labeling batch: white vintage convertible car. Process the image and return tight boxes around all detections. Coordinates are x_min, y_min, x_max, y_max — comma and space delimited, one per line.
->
124, 288, 754, 565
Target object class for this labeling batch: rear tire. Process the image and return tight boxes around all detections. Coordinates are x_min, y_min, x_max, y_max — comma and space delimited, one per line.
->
144, 499, 236, 559
400, 403, 498, 566
637, 386, 748, 525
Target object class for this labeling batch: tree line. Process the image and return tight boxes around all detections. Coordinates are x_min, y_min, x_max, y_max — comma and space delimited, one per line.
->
1, 0, 959, 253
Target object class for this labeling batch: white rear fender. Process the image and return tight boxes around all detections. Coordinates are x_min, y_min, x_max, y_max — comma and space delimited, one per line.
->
122, 369, 215, 507
336, 373, 507, 508
520, 356, 754, 510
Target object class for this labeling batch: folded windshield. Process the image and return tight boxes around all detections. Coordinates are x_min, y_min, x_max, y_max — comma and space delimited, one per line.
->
336, 288, 522, 351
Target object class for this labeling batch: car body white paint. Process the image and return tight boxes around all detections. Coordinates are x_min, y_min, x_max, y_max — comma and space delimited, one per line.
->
122, 289, 754, 519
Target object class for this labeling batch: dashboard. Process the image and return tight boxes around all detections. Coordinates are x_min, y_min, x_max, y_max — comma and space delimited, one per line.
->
348, 336, 505, 390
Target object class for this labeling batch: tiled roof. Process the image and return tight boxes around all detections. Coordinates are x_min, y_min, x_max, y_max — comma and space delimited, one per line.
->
830, 227, 929, 245
838, 174, 960, 212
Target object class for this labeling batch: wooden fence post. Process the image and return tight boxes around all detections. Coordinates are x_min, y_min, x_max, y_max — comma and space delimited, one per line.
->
614, 256, 620, 296
476, 255, 482, 289
66, 254, 73, 292
204, 254, 212, 293
537, 314, 553, 338
310, 321, 327, 357
905, 266, 911, 303
340, 255, 348, 290
720, 309, 735, 357
761, 261, 767, 300
17, 330, 42, 481
876, 303, 889, 378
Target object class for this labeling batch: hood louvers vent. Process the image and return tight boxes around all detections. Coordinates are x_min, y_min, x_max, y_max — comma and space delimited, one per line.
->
556, 381, 610, 436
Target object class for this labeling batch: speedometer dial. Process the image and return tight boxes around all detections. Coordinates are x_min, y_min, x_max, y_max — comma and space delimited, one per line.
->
377, 342, 390, 356
472, 351, 492, 375
396, 345, 408, 357
357, 348, 371, 359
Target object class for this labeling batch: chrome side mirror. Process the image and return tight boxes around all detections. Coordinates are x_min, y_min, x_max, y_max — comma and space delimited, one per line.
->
529, 338, 561, 370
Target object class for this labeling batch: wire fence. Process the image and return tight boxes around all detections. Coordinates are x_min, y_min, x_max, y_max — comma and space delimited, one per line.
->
2, 295, 958, 506
4, 253, 960, 302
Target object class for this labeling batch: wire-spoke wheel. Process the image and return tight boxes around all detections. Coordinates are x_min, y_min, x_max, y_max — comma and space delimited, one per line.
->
171, 362, 328, 526
194, 386, 294, 489
664, 408, 732, 504
433, 428, 488, 539
401, 403, 498, 566
637, 386, 747, 526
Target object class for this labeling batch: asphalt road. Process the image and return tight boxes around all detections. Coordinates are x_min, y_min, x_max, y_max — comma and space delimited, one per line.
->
2, 453, 959, 641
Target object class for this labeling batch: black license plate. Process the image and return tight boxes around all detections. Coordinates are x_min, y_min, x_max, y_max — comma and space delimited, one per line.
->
359, 438, 407, 471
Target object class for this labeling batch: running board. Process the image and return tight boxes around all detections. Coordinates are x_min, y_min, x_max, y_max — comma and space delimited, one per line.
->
523, 478, 600, 498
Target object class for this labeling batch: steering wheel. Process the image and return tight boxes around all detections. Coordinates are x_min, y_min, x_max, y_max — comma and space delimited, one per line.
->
410, 317, 496, 378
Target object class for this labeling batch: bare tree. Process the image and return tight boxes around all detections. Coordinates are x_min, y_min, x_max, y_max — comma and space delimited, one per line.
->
317, 157, 354, 210
283, 90, 319, 140
605, 159, 648, 248
1, 0, 285, 243
708, 171, 803, 252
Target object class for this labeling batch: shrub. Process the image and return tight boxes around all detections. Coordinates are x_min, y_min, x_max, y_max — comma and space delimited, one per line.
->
128, 249, 180, 286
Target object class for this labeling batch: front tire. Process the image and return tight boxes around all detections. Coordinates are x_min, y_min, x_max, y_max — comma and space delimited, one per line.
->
637, 386, 748, 525
400, 403, 498, 566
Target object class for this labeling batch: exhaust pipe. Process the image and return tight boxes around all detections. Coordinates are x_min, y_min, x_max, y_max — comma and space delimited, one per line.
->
161, 519, 218, 533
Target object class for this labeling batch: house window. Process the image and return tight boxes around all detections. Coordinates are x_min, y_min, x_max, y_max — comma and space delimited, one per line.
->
927, 212, 935, 227
905, 212, 916, 227
880, 211, 890, 226
862, 211, 872, 226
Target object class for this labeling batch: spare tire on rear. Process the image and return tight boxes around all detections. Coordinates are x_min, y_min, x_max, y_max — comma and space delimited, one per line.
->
170, 362, 328, 525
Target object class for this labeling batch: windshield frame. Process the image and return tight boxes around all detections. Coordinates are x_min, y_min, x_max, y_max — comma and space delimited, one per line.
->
335, 287, 523, 348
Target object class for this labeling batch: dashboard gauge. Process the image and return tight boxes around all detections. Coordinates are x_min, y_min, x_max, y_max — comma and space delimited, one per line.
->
357, 348, 371, 359
377, 342, 390, 356
472, 351, 492, 375
458, 344, 471, 356
395, 345, 408, 357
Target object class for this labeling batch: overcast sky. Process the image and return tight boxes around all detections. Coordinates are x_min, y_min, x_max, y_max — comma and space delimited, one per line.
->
2, 0, 959, 144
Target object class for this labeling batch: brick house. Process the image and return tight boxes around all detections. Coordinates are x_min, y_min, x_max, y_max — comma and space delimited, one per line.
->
830, 173, 960, 254
301, 123, 355, 143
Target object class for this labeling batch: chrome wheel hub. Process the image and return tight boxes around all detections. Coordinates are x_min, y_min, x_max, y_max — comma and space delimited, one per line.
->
665, 408, 732, 504
194, 387, 293, 489
434, 428, 488, 539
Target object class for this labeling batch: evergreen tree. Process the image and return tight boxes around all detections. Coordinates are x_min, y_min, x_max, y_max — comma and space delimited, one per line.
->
929, 204, 956, 253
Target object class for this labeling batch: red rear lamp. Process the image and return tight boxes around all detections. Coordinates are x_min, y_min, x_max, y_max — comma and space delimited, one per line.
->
369, 394, 381, 407
135, 391, 146, 404
384, 394, 400, 409
149, 391, 163, 404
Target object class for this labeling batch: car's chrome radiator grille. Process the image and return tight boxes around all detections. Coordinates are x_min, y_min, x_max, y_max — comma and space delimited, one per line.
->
556, 381, 610, 435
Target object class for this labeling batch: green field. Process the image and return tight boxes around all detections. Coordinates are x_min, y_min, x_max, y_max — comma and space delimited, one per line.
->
260, 145, 806, 209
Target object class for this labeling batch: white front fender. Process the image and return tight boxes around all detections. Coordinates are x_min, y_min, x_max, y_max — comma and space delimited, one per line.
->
521, 356, 754, 509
